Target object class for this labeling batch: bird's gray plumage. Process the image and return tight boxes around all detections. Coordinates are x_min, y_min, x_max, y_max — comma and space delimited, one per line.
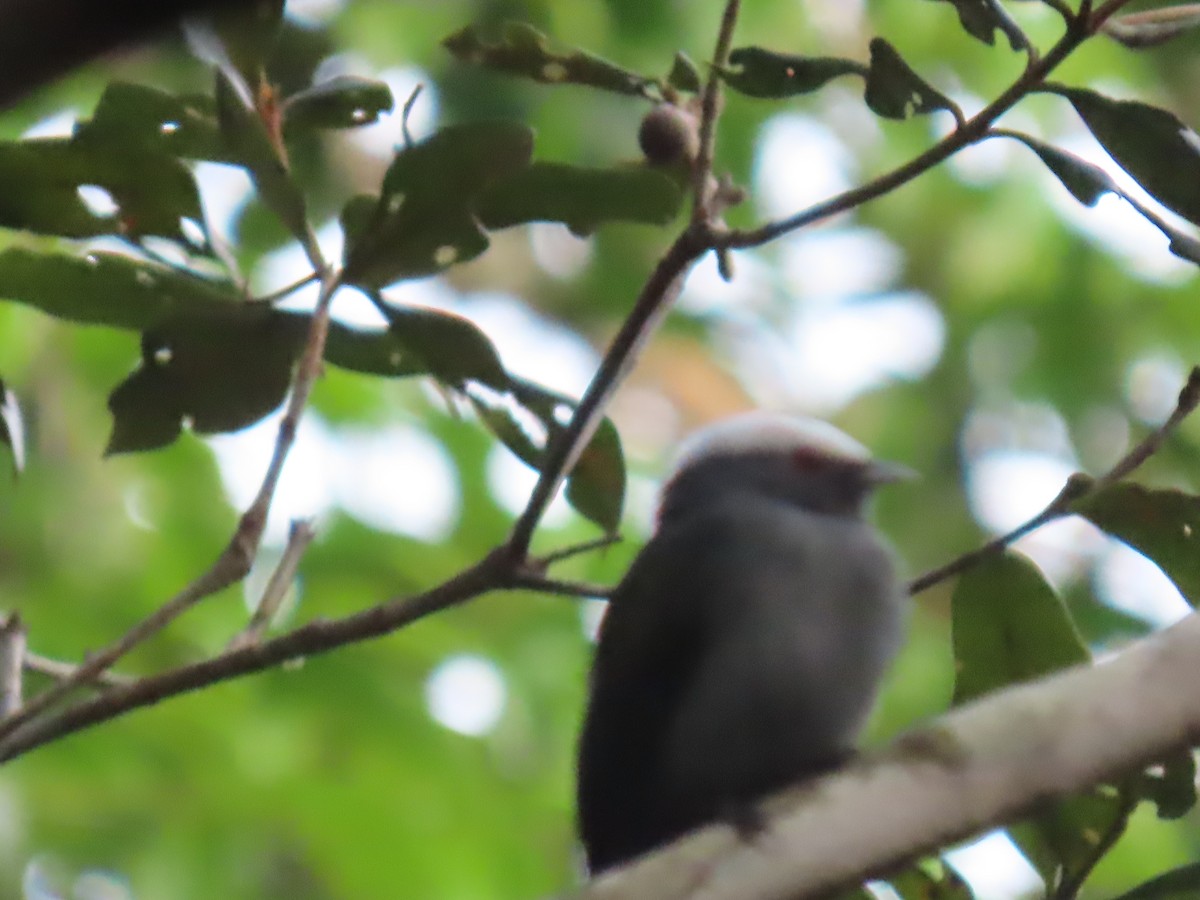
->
576, 414, 907, 873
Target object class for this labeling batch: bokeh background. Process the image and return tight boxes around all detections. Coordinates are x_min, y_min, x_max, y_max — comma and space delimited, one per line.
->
1, 0, 1199, 897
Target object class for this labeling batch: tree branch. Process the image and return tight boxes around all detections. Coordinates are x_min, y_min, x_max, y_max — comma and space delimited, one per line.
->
573, 610, 1200, 899
506, 1, 744, 559
0, 549, 513, 762
720, 10, 1091, 250
909, 366, 1200, 595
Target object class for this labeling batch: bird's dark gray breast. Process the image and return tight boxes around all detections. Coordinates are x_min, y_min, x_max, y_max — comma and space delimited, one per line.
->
576, 494, 904, 872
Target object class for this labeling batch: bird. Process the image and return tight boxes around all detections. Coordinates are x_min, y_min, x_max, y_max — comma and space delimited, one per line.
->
576, 411, 910, 874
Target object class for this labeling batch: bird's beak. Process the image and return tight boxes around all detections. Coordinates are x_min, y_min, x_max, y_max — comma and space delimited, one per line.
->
865, 459, 917, 484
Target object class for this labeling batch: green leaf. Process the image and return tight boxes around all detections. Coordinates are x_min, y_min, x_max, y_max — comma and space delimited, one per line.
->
1139, 748, 1198, 820
0, 138, 204, 242
565, 416, 626, 535
666, 52, 702, 93
1056, 87, 1200, 227
215, 70, 310, 242
442, 22, 654, 96
476, 162, 683, 235
1072, 482, 1200, 606
0, 248, 241, 330
864, 39, 957, 120
1005, 132, 1117, 206
343, 122, 533, 288
372, 294, 508, 390
889, 857, 975, 899
1110, 861, 1200, 900
0, 377, 24, 477
380, 120, 533, 201
509, 379, 626, 533
283, 76, 395, 132
75, 82, 226, 162
1102, 5, 1200, 49
1001, 130, 1200, 264
470, 379, 626, 532
720, 47, 866, 99
928, 0, 1028, 51
208, 0, 286, 81
106, 310, 306, 454
468, 391, 544, 470
951, 552, 1090, 705
954, 557, 1128, 893
1008, 789, 1131, 892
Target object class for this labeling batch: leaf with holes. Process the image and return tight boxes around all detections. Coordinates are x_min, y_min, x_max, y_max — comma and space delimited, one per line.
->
864, 39, 956, 120
443, 22, 653, 96
283, 76, 394, 132
0, 137, 205, 243
1139, 747, 1198, 820
1008, 788, 1133, 893
106, 310, 306, 454
1056, 87, 1200, 227
76, 82, 226, 162
343, 121, 533, 287
0, 378, 24, 477
476, 162, 682, 235
1073, 482, 1200, 605
929, 0, 1027, 50
719, 47, 866, 99
0, 248, 241, 330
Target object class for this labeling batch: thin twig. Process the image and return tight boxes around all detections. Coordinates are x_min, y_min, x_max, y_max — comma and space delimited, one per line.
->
1089, 0, 1141, 31
401, 83, 424, 148
505, 232, 705, 560
909, 366, 1200, 595
24, 653, 134, 689
691, 0, 740, 220
252, 271, 320, 305
0, 554, 247, 740
0, 549, 511, 762
533, 534, 623, 570
505, 4, 743, 561
0, 266, 344, 741
0, 616, 25, 717
721, 14, 1090, 250
228, 518, 316, 651
507, 571, 611, 599
238, 266, 342, 548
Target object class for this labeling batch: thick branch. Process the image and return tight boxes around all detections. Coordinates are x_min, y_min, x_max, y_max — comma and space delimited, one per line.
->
575, 610, 1200, 899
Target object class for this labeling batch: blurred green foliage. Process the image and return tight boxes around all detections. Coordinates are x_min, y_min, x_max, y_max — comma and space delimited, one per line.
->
1, 1, 1200, 898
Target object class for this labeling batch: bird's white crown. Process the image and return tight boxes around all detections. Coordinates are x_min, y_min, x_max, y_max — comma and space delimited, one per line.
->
668, 412, 871, 477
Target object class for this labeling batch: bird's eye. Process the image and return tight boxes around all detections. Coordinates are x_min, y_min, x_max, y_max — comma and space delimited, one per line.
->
790, 447, 830, 471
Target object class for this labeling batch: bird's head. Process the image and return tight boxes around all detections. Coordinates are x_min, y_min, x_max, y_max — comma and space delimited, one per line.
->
657, 412, 910, 526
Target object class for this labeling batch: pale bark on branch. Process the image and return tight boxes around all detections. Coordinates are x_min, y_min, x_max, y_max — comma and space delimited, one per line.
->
576, 610, 1200, 899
